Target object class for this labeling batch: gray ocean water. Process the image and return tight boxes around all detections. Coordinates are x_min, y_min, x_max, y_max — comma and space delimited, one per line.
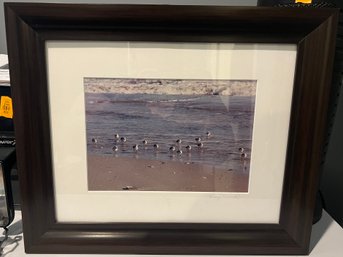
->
85, 93, 255, 171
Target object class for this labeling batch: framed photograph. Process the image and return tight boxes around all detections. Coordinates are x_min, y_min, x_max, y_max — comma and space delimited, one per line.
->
5, 3, 338, 255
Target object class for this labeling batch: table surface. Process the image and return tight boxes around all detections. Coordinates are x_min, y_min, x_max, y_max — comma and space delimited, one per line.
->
1, 210, 342, 257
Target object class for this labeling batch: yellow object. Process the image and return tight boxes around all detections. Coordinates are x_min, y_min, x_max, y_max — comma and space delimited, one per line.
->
0, 96, 13, 119
295, 0, 312, 3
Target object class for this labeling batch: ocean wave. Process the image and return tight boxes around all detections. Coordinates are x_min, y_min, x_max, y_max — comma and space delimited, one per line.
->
146, 97, 201, 103
84, 78, 257, 96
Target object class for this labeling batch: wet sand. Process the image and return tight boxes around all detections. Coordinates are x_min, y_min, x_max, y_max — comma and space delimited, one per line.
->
88, 155, 249, 192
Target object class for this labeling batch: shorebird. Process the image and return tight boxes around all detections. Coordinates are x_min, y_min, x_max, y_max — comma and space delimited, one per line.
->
120, 137, 127, 142
197, 142, 204, 148
239, 147, 245, 153
133, 144, 139, 151
91, 138, 97, 143
185, 145, 192, 151
241, 152, 248, 159
153, 144, 159, 149
142, 140, 148, 145
206, 131, 211, 137
112, 145, 118, 152
169, 146, 176, 152
177, 150, 183, 155
195, 137, 202, 142
114, 134, 120, 139
176, 139, 182, 144
122, 186, 135, 190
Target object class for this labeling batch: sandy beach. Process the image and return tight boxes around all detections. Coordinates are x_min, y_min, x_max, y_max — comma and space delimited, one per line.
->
88, 155, 249, 192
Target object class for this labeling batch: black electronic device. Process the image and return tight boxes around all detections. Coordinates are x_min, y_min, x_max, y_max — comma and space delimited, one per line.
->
258, 0, 336, 7
0, 147, 15, 228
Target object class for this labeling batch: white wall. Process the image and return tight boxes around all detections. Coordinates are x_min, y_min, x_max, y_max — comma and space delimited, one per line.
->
1, 0, 257, 54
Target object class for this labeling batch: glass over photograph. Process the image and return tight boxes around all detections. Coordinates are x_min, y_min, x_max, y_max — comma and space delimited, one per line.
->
85, 78, 257, 192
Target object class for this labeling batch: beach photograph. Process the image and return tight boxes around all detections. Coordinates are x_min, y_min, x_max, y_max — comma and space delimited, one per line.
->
84, 78, 257, 192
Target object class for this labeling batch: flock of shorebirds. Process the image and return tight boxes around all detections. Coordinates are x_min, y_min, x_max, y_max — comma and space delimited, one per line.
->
91, 131, 248, 160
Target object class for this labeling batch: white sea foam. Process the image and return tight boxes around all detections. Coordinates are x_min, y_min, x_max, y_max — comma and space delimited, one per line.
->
84, 78, 256, 96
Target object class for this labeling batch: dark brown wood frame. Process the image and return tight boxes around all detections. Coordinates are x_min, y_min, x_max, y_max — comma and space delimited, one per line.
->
4, 3, 339, 255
